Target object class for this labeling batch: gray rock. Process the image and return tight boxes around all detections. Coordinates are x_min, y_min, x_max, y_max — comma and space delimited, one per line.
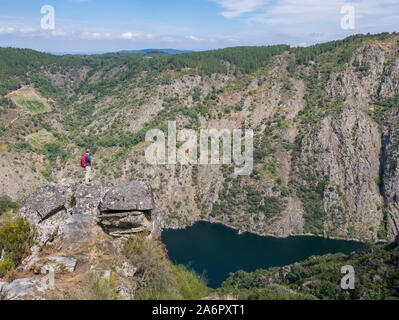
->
116, 262, 137, 278
100, 181, 154, 212
2, 277, 45, 300
117, 284, 136, 300
99, 212, 152, 237
22, 254, 40, 272
41, 256, 77, 273
99, 212, 149, 228
73, 181, 104, 215
19, 183, 68, 223
297, 106, 383, 240
33, 209, 69, 246
150, 206, 165, 237
0, 282, 8, 299
18, 179, 79, 246
59, 214, 96, 246
17, 180, 159, 246
381, 108, 399, 239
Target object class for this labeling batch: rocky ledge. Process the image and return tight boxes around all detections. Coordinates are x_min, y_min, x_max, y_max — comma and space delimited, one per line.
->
18, 179, 164, 247
0, 179, 165, 300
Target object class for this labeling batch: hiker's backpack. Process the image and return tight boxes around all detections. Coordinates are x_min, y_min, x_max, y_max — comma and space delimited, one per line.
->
80, 155, 87, 168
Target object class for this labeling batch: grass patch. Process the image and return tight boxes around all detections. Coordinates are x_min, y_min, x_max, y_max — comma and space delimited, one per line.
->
8, 88, 49, 113
88, 271, 119, 300
26, 129, 56, 153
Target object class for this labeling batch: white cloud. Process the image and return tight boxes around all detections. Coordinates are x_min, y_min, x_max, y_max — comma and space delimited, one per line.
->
213, 0, 267, 19
19, 27, 36, 34
241, 0, 399, 43
0, 26, 15, 34
51, 30, 67, 37
228, 38, 240, 44
160, 36, 178, 43
121, 32, 140, 40
185, 35, 204, 41
81, 31, 103, 39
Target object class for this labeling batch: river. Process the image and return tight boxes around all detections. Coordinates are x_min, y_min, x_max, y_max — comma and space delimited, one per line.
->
162, 221, 364, 288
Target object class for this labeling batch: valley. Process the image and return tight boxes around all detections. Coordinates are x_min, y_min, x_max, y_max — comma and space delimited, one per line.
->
0, 33, 399, 243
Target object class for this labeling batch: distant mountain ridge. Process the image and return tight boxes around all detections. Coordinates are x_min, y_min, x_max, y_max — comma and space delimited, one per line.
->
50, 48, 193, 56
118, 49, 193, 55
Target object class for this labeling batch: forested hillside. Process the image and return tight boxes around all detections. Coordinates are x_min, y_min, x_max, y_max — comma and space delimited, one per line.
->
0, 32, 399, 242
217, 241, 399, 300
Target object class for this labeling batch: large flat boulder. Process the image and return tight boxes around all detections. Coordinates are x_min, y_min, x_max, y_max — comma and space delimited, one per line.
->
100, 181, 154, 212
41, 256, 77, 273
1, 277, 45, 300
19, 179, 77, 224
73, 180, 104, 215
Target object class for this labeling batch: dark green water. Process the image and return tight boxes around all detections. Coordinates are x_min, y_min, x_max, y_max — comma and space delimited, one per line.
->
161, 221, 364, 288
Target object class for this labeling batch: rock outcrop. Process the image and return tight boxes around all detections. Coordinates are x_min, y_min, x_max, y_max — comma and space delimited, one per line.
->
100, 181, 154, 212
18, 179, 162, 247
0, 277, 46, 300
381, 108, 399, 239
98, 181, 155, 237
0, 179, 164, 301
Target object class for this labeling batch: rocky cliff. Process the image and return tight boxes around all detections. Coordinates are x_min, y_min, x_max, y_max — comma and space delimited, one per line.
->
0, 180, 165, 300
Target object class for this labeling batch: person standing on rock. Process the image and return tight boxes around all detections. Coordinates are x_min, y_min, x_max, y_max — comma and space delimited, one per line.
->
83, 149, 93, 184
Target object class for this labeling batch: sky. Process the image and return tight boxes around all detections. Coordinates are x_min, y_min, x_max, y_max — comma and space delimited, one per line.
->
0, 0, 398, 53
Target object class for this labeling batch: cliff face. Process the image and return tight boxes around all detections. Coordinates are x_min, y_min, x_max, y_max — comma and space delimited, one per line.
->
381, 108, 399, 238
0, 33, 399, 242
295, 106, 383, 240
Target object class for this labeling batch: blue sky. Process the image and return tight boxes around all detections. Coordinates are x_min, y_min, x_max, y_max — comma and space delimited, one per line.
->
0, 0, 398, 53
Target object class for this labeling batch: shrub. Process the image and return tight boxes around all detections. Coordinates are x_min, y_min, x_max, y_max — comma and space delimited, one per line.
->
0, 194, 18, 216
122, 235, 181, 299
0, 258, 15, 277
88, 271, 118, 300
247, 284, 315, 300
172, 264, 209, 299
122, 236, 209, 299
0, 216, 34, 277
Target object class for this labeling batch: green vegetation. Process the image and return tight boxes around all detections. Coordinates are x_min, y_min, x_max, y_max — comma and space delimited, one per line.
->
0, 194, 18, 216
0, 217, 35, 277
168, 45, 290, 75
10, 88, 48, 113
88, 271, 119, 300
370, 94, 399, 126
218, 242, 399, 300
122, 235, 209, 300
211, 175, 287, 225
